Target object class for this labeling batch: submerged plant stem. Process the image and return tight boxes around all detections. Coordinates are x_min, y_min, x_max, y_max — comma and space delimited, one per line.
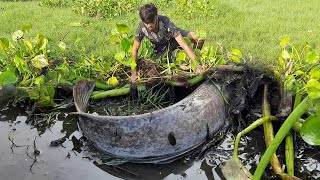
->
253, 97, 312, 180
285, 131, 294, 176
91, 87, 131, 99
262, 84, 284, 176
233, 115, 278, 158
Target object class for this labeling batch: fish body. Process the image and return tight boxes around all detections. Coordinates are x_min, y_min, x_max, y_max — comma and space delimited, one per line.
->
73, 81, 226, 163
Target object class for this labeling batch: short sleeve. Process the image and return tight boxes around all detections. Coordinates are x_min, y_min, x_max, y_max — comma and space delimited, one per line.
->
163, 16, 180, 38
135, 23, 145, 42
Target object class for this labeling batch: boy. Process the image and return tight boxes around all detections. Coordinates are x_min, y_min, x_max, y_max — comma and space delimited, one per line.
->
131, 3, 204, 81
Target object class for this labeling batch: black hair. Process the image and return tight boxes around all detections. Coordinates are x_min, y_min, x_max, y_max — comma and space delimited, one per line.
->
139, 3, 158, 23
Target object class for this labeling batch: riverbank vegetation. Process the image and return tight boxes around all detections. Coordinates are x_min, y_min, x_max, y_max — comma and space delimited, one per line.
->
1, 0, 320, 62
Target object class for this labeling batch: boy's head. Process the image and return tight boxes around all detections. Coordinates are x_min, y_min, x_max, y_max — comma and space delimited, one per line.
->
139, 3, 158, 24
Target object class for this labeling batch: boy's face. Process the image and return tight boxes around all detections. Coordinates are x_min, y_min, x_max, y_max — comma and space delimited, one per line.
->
143, 15, 158, 32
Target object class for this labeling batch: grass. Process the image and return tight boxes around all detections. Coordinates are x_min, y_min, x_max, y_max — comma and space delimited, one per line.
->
1, 0, 320, 63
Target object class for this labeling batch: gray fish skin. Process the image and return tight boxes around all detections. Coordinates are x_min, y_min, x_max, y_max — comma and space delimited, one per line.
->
73, 81, 226, 163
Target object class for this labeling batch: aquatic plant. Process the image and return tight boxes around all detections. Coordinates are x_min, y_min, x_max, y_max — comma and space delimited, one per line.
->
253, 37, 320, 179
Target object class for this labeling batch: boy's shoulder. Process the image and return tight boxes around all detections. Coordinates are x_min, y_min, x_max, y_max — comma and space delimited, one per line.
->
158, 15, 171, 22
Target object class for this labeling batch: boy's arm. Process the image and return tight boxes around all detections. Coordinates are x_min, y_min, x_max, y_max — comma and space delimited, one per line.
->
175, 33, 196, 60
175, 33, 203, 73
131, 39, 141, 82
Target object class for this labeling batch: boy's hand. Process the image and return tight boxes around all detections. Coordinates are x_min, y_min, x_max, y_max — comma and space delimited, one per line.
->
130, 69, 138, 83
130, 74, 138, 83
196, 64, 205, 74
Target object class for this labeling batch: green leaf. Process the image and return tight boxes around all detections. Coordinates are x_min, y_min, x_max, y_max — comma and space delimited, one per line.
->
121, 57, 137, 70
284, 75, 296, 91
305, 79, 320, 100
231, 49, 243, 57
23, 40, 33, 50
12, 30, 23, 41
31, 54, 49, 69
36, 85, 56, 107
230, 49, 243, 63
215, 57, 227, 65
295, 70, 305, 77
196, 30, 207, 41
120, 38, 131, 52
201, 46, 210, 58
116, 24, 130, 34
107, 77, 119, 86
34, 75, 45, 86
110, 35, 119, 44
14, 55, 29, 74
280, 37, 289, 49
0, 71, 17, 86
309, 67, 320, 80
115, 52, 126, 61
278, 56, 285, 70
305, 50, 319, 64
0, 38, 10, 49
300, 115, 320, 145
176, 51, 187, 62
58, 41, 66, 51
39, 38, 48, 50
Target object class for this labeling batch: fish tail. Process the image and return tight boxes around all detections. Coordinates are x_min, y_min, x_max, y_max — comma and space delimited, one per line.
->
73, 80, 95, 112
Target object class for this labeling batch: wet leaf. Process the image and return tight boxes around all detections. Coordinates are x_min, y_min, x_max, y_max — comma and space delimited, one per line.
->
222, 157, 252, 180
305, 79, 320, 100
107, 77, 119, 86
305, 50, 319, 64
116, 24, 130, 34
32, 54, 49, 69
12, 30, 23, 41
301, 115, 320, 145
0, 71, 17, 86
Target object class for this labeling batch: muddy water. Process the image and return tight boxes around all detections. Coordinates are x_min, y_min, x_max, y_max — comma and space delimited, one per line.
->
1, 106, 320, 180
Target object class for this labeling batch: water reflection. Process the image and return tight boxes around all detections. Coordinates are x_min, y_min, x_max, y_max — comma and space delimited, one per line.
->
1, 105, 320, 180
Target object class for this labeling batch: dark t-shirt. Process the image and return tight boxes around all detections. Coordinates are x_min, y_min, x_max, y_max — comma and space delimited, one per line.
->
135, 15, 188, 58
